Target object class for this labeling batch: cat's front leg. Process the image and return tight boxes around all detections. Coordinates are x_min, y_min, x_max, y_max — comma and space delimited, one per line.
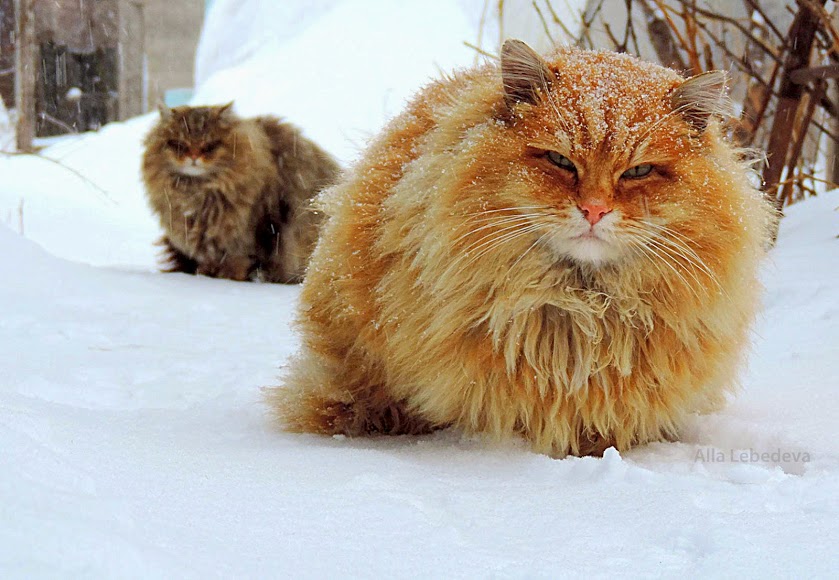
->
214, 254, 255, 281
195, 261, 221, 278
158, 236, 199, 274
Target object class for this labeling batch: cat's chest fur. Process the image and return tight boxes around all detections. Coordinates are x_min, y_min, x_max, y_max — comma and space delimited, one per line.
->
489, 285, 656, 391
161, 176, 259, 260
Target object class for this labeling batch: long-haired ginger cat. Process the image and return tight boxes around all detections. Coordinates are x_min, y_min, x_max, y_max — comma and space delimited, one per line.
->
142, 103, 339, 283
267, 41, 774, 457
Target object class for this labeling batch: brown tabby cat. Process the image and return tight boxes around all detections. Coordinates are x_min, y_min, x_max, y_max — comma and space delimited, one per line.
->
142, 103, 340, 282
267, 41, 774, 457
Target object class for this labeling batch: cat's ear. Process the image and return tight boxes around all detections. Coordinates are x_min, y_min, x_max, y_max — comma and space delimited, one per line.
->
157, 101, 173, 120
216, 101, 235, 118
501, 39, 556, 109
671, 71, 731, 131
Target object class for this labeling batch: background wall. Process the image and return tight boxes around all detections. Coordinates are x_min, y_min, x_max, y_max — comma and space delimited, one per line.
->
143, 0, 204, 108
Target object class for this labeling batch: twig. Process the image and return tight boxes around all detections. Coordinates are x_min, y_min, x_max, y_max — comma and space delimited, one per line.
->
796, 171, 839, 188
544, 0, 576, 42
638, 0, 686, 71
763, 0, 827, 221
789, 63, 839, 84
674, 0, 785, 60
0, 149, 117, 204
578, 0, 606, 48
603, 22, 622, 51
780, 79, 826, 205
39, 111, 79, 134
532, 1, 557, 46
463, 41, 498, 60
497, 0, 505, 50
476, 0, 490, 63
743, 0, 786, 42
744, 61, 780, 147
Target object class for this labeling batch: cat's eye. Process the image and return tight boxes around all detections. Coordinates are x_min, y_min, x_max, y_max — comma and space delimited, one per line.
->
201, 141, 222, 155
546, 151, 577, 173
167, 140, 186, 153
621, 164, 654, 179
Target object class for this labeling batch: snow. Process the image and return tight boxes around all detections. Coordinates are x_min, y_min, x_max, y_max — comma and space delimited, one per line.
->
192, 0, 488, 165
2, 1, 839, 577
0, 97, 15, 152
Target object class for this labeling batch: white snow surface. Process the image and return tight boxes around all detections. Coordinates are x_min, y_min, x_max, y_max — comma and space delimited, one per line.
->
2, 2, 839, 577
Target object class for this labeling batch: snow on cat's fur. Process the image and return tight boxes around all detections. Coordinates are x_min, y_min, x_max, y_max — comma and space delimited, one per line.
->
267, 41, 774, 456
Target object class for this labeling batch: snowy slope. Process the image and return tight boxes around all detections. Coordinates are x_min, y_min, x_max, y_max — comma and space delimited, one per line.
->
1, 193, 837, 577
0, 115, 160, 269
1, 1, 838, 576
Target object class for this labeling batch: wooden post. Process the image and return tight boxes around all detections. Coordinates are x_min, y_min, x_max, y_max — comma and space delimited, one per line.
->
761, 0, 826, 214
118, 0, 145, 119
14, 0, 35, 152
828, 79, 839, 189
829, 9, 839, 190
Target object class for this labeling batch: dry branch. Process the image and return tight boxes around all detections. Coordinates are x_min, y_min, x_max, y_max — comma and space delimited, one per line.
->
762, 0, 827, 222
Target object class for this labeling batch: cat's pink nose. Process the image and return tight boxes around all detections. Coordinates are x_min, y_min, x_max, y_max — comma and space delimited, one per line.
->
579, 203, 612, 226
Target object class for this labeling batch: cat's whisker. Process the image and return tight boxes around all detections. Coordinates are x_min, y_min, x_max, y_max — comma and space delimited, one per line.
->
461, 229, 544, 271
458, 220, 541, 254
503, 231, 550, 280
459, 213, 543, 231
633, 221, 724, 292
641, 236, 708, 297
650, 231, 715, 279
624, 221, 714, 276
642, 222, 711, 266
162, 187, 174, 233
626, 101, 707, 166
656, 238, 727, 298
465, 205, 553, 218
469, 213, 547, 224
454, 222, 547, 271
454, 215, 547, 242
632, 225, 724, 302
461, 222, 545, 262
624, 238, 678, 295
635, 238, 702, 302
621, 226, 704, 301
641, 195, 651, 218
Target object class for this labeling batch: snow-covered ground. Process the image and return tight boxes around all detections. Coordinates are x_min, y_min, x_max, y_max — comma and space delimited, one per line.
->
2, 1, 838, 577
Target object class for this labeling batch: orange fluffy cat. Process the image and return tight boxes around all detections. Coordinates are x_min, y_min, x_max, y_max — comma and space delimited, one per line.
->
267, 41, 774, 457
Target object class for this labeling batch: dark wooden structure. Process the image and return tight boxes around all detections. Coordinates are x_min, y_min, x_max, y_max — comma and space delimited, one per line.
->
0, 0, 14, 109
7, 0, 144, 149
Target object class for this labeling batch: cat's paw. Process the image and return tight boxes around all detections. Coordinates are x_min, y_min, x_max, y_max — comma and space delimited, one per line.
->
214, 256, 254, 281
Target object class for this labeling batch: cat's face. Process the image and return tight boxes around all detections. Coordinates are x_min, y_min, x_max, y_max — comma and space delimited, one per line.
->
148, 104, 239, 178
470, 44, 739, 273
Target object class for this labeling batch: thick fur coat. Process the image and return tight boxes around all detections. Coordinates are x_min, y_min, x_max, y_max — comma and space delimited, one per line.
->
267, 42, 774, 456
142, 104, 340, 282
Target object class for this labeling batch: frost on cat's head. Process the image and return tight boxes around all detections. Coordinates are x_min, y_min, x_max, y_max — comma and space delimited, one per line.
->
512, 47, 689, 155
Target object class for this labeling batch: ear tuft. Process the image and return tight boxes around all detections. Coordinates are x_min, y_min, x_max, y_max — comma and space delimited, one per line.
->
670, 70, 731, 131
501, 39, 556, 109
217, 101, 235, 118
157, 101, 172, 119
